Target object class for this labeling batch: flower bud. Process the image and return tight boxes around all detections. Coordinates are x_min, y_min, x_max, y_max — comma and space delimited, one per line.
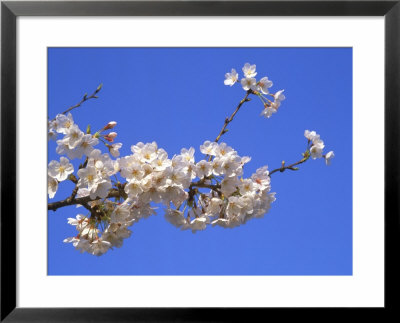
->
103, 121, 117, 131
104, 132, 117, 142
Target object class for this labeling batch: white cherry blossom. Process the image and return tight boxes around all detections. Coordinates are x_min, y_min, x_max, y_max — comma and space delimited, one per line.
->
241, 77, 257, 91
48, 157, 74, 181
242, 63, 257, 78
200, 140, 218, 156
224, 68, 239, 86
325, 151, 335, 165
48, 175, 58, 198
195, 160, 212, 179
257, 76, 273, 94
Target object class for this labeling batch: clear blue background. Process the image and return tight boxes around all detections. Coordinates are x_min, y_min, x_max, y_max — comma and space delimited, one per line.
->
48, 48, 352, 275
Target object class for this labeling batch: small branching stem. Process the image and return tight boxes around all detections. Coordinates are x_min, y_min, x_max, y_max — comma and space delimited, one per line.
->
269, 155, 310, 176
50, 84, 102, 122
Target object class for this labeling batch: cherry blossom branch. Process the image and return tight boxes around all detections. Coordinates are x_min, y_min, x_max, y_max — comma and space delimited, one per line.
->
65, 158, 89, 203
50, 83, 103, 121
213, 89, 254, 144
189, 179, 221, 191
48, 188, 122, 212
269, 153, 310, 177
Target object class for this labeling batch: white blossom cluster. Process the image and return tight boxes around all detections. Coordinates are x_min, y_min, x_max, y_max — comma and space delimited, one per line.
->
63, 198, 156, 256
304, 130, 335, 165
48, 113, 100, 159
159, 141, 276, 232
58, 139, 276, 255
48, 157, 74, 198
48, 63, 335, 256
224, 62, 286, 119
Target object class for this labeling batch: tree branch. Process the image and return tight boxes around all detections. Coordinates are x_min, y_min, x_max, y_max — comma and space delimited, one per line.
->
269, 155, 310, 177
50, 83, 103, 121
48, 188, 121, 212
213, 90, 253, 144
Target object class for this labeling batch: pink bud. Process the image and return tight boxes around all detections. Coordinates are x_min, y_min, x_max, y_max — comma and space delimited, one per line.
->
104, 132, 117, 142
103, 121, 117, 131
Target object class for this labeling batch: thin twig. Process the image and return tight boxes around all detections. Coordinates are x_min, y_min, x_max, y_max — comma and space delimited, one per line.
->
50, 83, 103, 122
269, 156, 310, 177
214, 90, 253, 144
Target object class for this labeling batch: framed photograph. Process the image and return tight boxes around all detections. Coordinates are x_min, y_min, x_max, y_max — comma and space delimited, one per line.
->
1, 0, 399, 321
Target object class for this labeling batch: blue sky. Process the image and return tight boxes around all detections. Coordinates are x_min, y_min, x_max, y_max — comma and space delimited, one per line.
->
48, 48, 352, 275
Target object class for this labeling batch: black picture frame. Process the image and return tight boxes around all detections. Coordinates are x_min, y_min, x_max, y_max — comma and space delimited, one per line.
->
1, 0, 399, 321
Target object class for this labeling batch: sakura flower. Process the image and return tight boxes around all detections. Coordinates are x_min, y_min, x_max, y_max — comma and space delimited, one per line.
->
167, 168, 191, 189
241, 156, 251, 165
165, 208, 187, 228
241, 77, 257, 91
56, 140, 72, 157
251, 166, 271, 190
180, 147, 195, 163
77, 166, 98, 189
141, 187, 164, 204
171, 155, 187, 170
211, 157, 223, 176
325, 151, 335, 165
260, 106, 277, 119
164, 186, 188, 207
90, 180, 112, 199
63, 124, 84, 149
224, 68, 239, 86
200, 140, 218, 156
226, 196, 244, 218
55, 113, 74, 134
215, 142, 235, 157
102, 226, 132, 248
124, 180, 144, 198
91, 238, 112, 256
239, 179, 255, 196
81, 225, 99, 241
264, 90, 285, 113
304, 130, 320, 143
111, 204, 131, 223
67, 214, 89, 231
151, 149, 171, 171
48, 130, 57, 141
310, 140, 325, 159
274, 90, 286, 102
69, 134, 99, 159
121, 163, 144, 181
47, 175, 58, 198
220, 155, 243, 177
257, 77, 273, 94
48, 157, 74, 181
242, 63, 257, 78
133, 142, 158, 163
189, 216, 208, 233
63, 236, 91, 254
195, 160, 212, 178
221, 176, 240, 196
108, 143, 122, 157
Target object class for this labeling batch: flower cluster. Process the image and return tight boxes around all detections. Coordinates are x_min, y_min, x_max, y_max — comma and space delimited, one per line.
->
224, 62, 286, 119
59, 139, 276, 255
48, 157, 74, 198
48, 62, 335, 256
304, 130, 335, 165
63, 197, 155, 256
163, 141, 276, 231
48, 113, 99, 159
